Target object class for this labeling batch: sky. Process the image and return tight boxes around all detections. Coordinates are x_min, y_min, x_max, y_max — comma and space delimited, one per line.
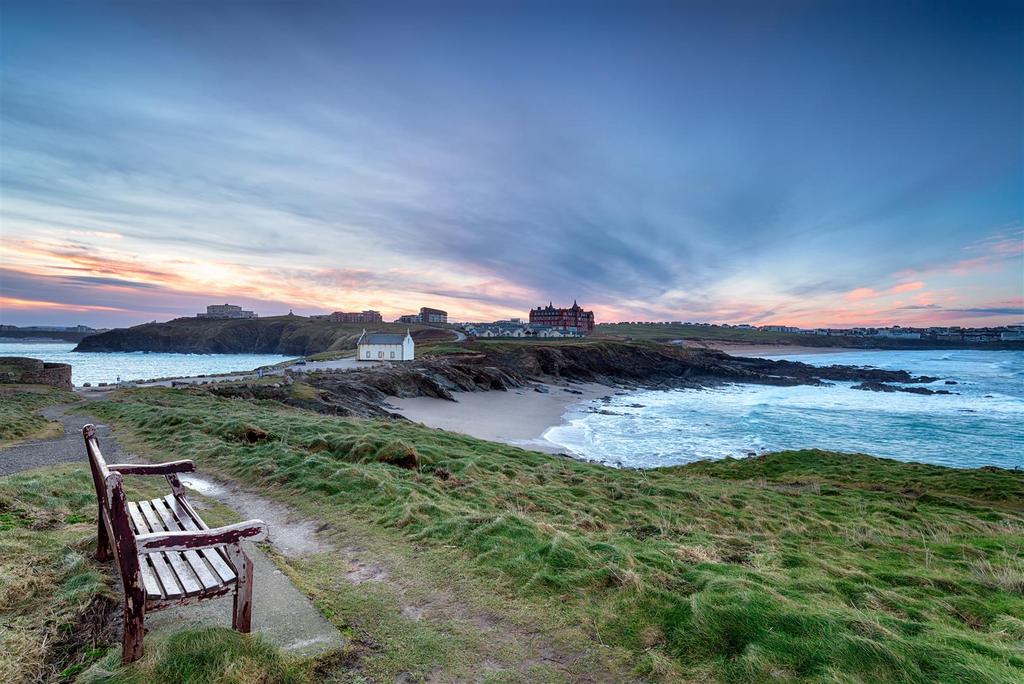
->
1, 0, 1022, 329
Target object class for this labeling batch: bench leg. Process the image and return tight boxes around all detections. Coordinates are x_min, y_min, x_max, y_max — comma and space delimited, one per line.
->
122, 590, 146, 664
97, 506, 111, 562
228, 546, 254, 633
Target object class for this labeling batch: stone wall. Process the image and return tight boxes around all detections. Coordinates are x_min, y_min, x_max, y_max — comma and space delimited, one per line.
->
0, 357, 73, 390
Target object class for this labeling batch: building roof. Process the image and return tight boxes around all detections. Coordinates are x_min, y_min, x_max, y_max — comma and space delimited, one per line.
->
360, 333, 406, 345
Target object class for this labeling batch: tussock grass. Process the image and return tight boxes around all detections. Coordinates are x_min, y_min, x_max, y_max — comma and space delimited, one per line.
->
0, 385, 78, 447
0, 465, 268, 684
79, 627, 308, 684
83, 388, 1024, 683
0, 466, 122, 683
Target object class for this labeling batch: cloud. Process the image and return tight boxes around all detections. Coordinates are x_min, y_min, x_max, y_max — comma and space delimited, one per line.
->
890, 281, 924, 294
846, 287, 879, 302
2, 3, 1022, 328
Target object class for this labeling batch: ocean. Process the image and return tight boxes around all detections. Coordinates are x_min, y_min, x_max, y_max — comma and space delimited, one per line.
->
543, 349, 1024, 470
0, 342, 296, 387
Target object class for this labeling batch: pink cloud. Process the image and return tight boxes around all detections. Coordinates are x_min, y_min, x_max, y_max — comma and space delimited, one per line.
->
846, 287, 879, 302
890, 281, 924, 294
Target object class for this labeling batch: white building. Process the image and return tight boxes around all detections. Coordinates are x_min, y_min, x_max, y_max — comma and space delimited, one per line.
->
197, 303, 257, 319
875, 329, 922, 339
357, 330, 415, 362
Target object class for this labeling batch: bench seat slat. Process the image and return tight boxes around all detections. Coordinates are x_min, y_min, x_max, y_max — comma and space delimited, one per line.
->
163, 495, 236, 583
126, 502, 164, 599
135, 501, 185, 598
153, 497, 221, 590
141, 500, 203, 595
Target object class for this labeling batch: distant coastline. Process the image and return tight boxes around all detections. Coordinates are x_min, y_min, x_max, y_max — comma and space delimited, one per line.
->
67, 316, 1024, 356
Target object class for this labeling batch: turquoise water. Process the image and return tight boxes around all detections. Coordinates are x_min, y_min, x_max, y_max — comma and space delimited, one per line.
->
543, 350, 1024, 470
0, 343, 296, 387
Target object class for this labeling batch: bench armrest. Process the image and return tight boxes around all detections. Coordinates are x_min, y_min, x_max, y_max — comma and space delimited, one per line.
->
108, 461, 196, 476
135, 520, 268, 553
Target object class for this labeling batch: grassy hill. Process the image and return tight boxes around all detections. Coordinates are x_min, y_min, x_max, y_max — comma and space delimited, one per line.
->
55, 386, 1023, 683
74, 315, 454, 355
595, 322, 1024, 350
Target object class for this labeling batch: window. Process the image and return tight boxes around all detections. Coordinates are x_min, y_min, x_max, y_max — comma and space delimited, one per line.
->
390, 351, 395, 359
378, 351, 384, 359
365, 351, 370, 358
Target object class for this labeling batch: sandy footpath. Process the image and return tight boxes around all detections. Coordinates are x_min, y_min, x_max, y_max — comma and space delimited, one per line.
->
389, 382, 611, 453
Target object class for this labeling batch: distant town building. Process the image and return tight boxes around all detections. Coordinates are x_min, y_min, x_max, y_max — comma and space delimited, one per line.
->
197, 304, 257, 319
529, 301, 595, 333
312, 310, 383, 324
760, 325, 800, 333
357, 330, 415, 362
396, 307, 449, 324
463, 322, 583, 339
874, 329, 922, 339
419, 307, 448, 323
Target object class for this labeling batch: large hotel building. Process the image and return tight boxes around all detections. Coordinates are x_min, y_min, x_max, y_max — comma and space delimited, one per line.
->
528, 301, 595, 333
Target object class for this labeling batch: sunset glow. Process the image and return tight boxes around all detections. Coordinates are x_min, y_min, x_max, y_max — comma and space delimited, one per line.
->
2, 2, 1022, 329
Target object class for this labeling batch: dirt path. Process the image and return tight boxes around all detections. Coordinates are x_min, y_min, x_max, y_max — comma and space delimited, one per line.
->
0, 400, 121, 476
178, 473, 616, 682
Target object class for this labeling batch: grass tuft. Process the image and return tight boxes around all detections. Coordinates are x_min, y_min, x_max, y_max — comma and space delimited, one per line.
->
80, 627, 308, 684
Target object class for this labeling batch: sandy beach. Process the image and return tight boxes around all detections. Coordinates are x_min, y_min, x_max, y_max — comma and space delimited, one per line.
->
389, 382, 611, 453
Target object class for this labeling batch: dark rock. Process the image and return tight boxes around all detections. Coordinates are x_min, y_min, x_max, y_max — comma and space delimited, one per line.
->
851, 381, 953, 395
198, 342, 946, 419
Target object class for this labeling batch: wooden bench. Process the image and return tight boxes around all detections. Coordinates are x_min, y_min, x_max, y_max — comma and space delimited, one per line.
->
83, 424, 269, 663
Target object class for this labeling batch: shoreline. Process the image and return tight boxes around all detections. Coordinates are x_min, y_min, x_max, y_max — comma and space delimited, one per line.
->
389, 382, 610, 453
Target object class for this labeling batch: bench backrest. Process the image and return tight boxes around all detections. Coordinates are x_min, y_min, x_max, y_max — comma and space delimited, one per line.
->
84, 425, 141, 585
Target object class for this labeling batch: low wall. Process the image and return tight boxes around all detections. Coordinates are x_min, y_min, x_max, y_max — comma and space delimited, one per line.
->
0, 356, 73, 390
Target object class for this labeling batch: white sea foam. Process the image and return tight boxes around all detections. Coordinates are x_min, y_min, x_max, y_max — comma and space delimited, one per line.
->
544, 350, 1024, 470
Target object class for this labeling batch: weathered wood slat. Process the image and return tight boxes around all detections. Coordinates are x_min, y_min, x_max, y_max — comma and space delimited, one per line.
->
144, 500, 203, 595
156, 496, 220, 590
164, 495, 236, 582
126, 502, 163, 598
136, 501, 185, 598
85, 425, 266, 665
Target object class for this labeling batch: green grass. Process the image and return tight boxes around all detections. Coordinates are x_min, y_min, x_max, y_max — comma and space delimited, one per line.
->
0, 464, 267, 683
79, 627, 309, 684
594, 322, 1024, 350
0, 465, 162, 682
595, 322, 831, 344
0, 384, 78, 447
78, 387, 1024, 683
420, 336, 625, 357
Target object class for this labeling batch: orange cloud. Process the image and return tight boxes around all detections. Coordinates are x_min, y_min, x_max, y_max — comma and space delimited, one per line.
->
0, 296, 127, 312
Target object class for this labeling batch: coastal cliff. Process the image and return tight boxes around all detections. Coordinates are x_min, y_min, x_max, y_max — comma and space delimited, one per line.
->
73, 316, 451, 355
209, 341, 941, 418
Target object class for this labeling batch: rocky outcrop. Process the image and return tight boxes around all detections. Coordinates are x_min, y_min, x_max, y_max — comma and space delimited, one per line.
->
0, 357, 73, 390
851, 381, 954, 395
206, 342, 946, 418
